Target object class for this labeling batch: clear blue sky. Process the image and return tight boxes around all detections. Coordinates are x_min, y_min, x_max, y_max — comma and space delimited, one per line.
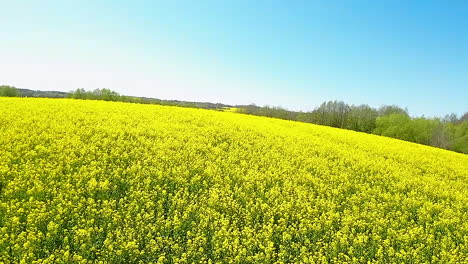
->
1, 0, 467, 117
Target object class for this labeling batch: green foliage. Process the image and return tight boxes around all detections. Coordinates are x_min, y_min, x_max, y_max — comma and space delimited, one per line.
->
236, 104, 298, 120
0, 85, 21, 97
69, 88, 121, 101
377, 105, 409, 117
411, 118, 438, 145
346, 104, 378, 133
451, 121, 468, 153
297, 101, 351, 128
373, 114, 439, 145
374, 114, 411, 139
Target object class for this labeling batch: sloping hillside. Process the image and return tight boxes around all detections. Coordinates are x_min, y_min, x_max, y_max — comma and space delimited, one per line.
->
1, 98, 467, 263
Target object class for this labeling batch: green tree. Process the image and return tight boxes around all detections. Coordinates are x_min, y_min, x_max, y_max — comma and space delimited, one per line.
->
374, 114, 412, 140
69, 88, 88, 99
459, 112, 468, 123
451, 121, 468, 153
94, 88, 120, 101
313, 101, 350, 128
0, 85, 21, 97
430, 120, 451, 149
347, 105, 378, 133
69, 88, 121, 101
410, 117, 438, 145
378, 105, 409, 117
374, 114, 440, 145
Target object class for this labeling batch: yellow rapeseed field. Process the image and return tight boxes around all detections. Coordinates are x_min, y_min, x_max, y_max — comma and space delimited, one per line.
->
1, 98, 467, 263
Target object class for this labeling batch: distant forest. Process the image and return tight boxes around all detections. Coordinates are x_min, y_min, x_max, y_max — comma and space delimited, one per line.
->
2, 85, 467, 154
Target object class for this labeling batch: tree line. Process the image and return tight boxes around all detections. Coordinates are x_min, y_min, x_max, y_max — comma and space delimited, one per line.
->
2, 85, 467, 154
0, 85, 22, 97
236, 101, 468, 154
68, 88, 228, 109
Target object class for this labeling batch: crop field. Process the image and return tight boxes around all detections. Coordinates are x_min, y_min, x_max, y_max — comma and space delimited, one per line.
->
1, 98, 467, 263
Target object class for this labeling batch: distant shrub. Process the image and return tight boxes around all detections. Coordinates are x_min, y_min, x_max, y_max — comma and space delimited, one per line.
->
69, 88, 121, 101
0, 85, 21, 97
